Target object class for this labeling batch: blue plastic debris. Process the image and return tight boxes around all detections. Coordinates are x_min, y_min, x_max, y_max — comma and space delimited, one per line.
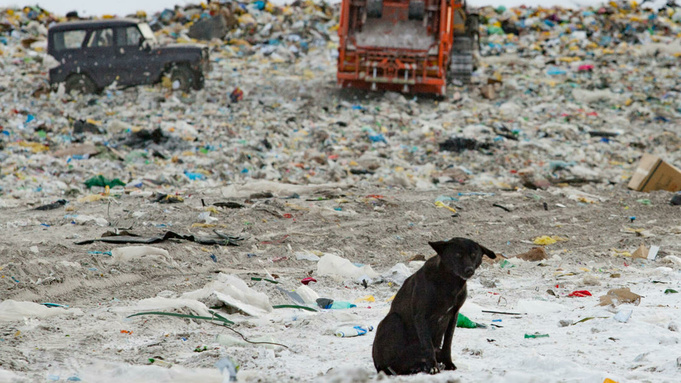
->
184, 171, 206, 181
42, 303, 70, 308
88, 251, 112, 256
369, 133, 387, 143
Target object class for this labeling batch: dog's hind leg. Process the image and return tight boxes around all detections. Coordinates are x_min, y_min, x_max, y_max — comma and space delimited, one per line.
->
373, 313, 426, 375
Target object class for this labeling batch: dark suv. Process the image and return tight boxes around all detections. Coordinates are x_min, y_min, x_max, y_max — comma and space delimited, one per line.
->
48, 19, 210, 93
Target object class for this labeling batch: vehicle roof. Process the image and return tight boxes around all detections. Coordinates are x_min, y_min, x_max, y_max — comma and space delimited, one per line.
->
49, 18, 141, 32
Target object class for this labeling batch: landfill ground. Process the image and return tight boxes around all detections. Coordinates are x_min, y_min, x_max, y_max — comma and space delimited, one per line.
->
2, 184, 681, 383
2, 1, 681, 383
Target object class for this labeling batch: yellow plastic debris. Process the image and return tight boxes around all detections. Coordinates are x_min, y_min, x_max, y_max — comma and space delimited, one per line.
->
354, 295, 376, 303
533, 235, 568, 245
77, 194, 107, 203
191, 223, 217, 228
238, 14, 256, 27
204, 206, 219, 214
434, 201, 457, 214
17, 141, 49, 153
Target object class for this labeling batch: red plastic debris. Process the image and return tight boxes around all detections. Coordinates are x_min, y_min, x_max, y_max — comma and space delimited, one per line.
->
282, 213, 293, 219
568, 290, 592, 298
260, 234, 289, 245
230, 87, 244, 103
578, 64, 594, 71
301, 277, 317, 285
365, 194, 385, 199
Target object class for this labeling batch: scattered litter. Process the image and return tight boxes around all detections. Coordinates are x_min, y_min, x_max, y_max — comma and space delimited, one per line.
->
524, 333, 549, 339
533, 236, 568, 245
457, 313, 486, 329
614, 310, 633, 323
599, 288, 642, 307
183, 273, 273, 316
84, 175, 125, 189
295, 251, 321, 262
335, 325, 373, 338
568, 290, 592, 298
628, 154, 681, 193
34, 199, 67, 210
513, 247, 548, 262
0, 300, 81, 322
317, 253, 379, 282
215, 357, 239, 382
75, 230, 243, 246
316, 298, 356, 310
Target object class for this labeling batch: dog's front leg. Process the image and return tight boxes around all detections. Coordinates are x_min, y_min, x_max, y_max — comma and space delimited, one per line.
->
437, 312, 458, 371
414, 313, 439, 374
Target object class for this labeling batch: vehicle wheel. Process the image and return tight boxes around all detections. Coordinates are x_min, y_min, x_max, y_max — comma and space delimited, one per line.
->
367, 0, 383, 18
64, 74, 97, 95
170, 65, 195, 92
193, 73, 205, 90
408, 0, 425, 20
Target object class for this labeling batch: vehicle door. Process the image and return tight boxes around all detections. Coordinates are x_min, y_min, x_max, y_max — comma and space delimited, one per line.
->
114, 25, 152, 86
83, 27, 117, 87
48, 28, 88, 83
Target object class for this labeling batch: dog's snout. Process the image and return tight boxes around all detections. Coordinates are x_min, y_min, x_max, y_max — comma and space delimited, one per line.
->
463, 267, 475, 278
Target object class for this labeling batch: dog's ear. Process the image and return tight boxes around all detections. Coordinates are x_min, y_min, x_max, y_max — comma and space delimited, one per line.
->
478, 243, 497, 259
429, 241, 447, 255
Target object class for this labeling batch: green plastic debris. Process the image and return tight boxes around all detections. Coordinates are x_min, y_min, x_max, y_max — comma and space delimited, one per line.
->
127, 310, 234, 325
456, 313, 485, 328
524, 333, 549, 339
664, 289, 678, 294
500, 259, 515, 268
573, 317, 595, 324
272, 304, 318, 312
636, 199, 652, 205
84, 175, 125, 189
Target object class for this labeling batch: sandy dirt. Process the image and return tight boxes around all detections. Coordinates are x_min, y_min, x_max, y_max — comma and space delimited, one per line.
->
1, 182, 681, 382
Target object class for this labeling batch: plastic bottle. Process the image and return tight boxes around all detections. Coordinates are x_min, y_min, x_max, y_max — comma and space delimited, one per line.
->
335, 325, 374, 337
524, 333, 549, 339
456, 313, 478, 328
215, 357, 238, 382
330, 301, 356, 309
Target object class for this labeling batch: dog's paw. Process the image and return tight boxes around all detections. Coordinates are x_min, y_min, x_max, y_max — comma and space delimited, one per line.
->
443, 362, 457, 371
428, 366, 440, 374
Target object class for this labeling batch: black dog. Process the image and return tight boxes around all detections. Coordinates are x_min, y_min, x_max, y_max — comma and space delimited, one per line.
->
372, 237, 496, 375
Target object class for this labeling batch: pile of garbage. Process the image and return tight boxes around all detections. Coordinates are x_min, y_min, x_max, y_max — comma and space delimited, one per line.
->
0, 1, 680, 205
479, 2, 681, 56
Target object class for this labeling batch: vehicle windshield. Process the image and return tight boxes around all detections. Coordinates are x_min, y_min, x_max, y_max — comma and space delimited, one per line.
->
138, 23, 157, 45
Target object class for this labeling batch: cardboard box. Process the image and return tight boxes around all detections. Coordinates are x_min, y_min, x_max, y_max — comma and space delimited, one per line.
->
628, 154, 681, 192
